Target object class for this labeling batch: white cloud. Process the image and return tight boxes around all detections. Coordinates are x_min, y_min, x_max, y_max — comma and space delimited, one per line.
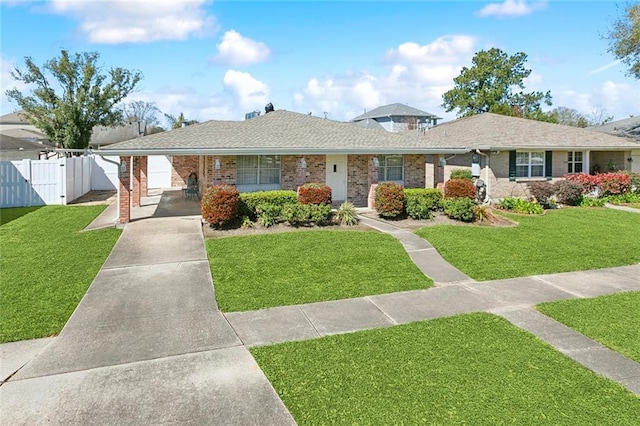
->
386, 35, 475, 65
476, 0, 547, 18
223, 70, 270, 111
294, 35, 477, 121
587, 60, 621, 76
555, 81, 640, 121
212, 30, 271, 66
48, 0, 216, 43
1, 56, 31, 114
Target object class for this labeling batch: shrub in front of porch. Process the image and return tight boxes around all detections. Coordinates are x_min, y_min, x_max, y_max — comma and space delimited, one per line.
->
404, 188, 442, 220
298, 183, 332, 205
375, 182, 405, 218
239, 190, 297, 217
444, 178, 476, 199
442, 197, 475, 222
564, 172, 631, 197
202, 185, 240, 228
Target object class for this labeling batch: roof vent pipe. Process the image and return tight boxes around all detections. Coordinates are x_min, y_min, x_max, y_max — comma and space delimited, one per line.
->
265, 103, 274, 113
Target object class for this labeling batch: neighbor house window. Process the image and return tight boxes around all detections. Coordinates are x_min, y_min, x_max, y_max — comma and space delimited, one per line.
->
237, 155, 281, 186
515, 151, 545, 178
567, 151, 583, 173
378, 154, 403, 182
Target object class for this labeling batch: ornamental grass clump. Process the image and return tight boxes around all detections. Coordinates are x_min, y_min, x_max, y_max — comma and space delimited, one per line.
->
336, 201, 358, 226
375, 182, 405, 218
201, 185, 240, 228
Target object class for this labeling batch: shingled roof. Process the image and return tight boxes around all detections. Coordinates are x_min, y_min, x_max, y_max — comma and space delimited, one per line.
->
351, 103, 441, 122
419, 113, 640, 150
589, 116, 640, 140
101, 110, 467, 155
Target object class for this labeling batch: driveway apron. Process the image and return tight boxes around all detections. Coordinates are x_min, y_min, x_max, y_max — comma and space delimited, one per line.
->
2, 216, 295, 425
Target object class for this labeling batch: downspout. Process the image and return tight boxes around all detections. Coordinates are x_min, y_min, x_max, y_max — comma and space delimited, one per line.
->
476, 149, 490, 203
99, 154, 121, 224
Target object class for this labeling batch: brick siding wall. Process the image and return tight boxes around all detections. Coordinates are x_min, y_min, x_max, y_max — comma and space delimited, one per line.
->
171, 156, 199, 187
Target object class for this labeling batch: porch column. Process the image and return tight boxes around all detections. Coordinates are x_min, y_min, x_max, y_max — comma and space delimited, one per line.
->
296, 155, 306, 188
584, 150, 590, 175
140, 156, 148, 197
132, 156, 141, 207
367, 155, 379, 209
118, 156, 131, 224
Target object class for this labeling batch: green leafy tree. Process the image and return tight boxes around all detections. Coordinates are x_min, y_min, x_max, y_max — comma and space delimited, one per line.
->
606, 3, 640, 79
5, 50, 142, 149
442, 48, 553, 120
549, 107, 589, 127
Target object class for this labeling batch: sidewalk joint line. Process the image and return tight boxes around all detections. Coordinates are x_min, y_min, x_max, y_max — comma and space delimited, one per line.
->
365, 296, 398, 325
530, 275, 584, 298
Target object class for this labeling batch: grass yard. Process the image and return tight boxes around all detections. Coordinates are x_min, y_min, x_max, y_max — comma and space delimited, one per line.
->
206, 230, 432, 311
538, 292, 640, 363
416, 208, 640, 281
0, 206, 121, 343
251, 313, 640, 424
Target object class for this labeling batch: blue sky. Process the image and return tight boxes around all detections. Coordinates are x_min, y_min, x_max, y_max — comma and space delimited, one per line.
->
1, 0, 638, 127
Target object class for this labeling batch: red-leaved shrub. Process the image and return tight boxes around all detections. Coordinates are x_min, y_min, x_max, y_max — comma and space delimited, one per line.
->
298, 183, 332, 205
375, 182, 405, 218
564, 172, 631, 196
444, 178, 476, 199
201, 185, 240, 228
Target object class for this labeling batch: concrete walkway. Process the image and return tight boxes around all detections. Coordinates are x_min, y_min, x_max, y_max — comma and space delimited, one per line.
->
2, 199, 639, 424
605, 203, 640, 214
0, 213, 295, 425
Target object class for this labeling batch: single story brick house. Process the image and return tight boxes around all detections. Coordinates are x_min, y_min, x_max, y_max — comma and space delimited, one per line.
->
100, 110, 468, 223
100, 110, 640, 223
417, 113, 640, 201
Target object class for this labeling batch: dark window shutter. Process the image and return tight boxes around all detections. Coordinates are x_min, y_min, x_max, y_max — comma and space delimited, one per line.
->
509, 151, 516, 181
545, 151, 553, 180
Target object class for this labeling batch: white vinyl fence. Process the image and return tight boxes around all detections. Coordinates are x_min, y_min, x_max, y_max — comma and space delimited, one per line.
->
1, 155, 172, 208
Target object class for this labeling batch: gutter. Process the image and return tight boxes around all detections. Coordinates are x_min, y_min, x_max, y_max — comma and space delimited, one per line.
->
94, 147, 471, 156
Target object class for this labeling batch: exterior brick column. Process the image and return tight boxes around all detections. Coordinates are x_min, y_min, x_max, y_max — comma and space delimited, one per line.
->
367, 155, 379, 209
132, 156, 141, 207
140, 156, 148, 197
296, 155, 306, 188
118, 156, 131, 224
212, 157, 223, 185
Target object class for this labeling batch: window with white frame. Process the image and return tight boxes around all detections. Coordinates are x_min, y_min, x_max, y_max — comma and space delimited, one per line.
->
237, 155, 281, 186
567, 151, 583, 173
516, 151, 545, 178
378, 154, 404, 182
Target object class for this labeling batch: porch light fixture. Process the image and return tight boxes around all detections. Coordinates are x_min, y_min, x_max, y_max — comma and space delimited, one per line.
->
372, 157, 380, 168
214, 158, 221, 170
438, 157, 446, 167
628, 157, 633, 163
300, 157, 307, 169
119, 161, 127, 173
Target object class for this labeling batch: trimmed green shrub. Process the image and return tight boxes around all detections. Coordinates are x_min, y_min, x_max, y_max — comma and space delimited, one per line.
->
201, 185, 240, 228
240, 190, 297, 217
527, 181, 554, 206
336, 201, 358, 226
375, 182, 405, 218
444, 178, 476, 199
298, 183, 332, 205
309, 204, 332, 225
554, 180, 583, 205
281, 203, 311, 225
442, 197, 475, 222
450, 168, 473, 181
498, 197, 544, 214
256, 203, 282, 228
404, 188, 442, 220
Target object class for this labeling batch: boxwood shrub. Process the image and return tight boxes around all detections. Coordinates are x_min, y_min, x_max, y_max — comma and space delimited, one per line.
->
240, 190, 297, 217
404, 188, 442, 220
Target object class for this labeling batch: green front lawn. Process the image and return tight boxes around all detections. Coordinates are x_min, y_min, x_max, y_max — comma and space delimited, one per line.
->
206, 230, 432, 311
538, 292, 640, 363
0, 206, 121, 343
252, 313, 640, 424
416, 208, 640, 280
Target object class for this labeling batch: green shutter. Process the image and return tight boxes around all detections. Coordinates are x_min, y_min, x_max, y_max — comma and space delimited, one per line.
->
545, 151, 553, 180
508, 151, 516, 181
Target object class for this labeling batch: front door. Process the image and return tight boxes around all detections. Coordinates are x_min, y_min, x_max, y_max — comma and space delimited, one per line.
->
325, 155, 347, 201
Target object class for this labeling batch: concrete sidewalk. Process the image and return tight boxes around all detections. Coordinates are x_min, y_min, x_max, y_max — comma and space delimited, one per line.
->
1, 215, 295, 425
